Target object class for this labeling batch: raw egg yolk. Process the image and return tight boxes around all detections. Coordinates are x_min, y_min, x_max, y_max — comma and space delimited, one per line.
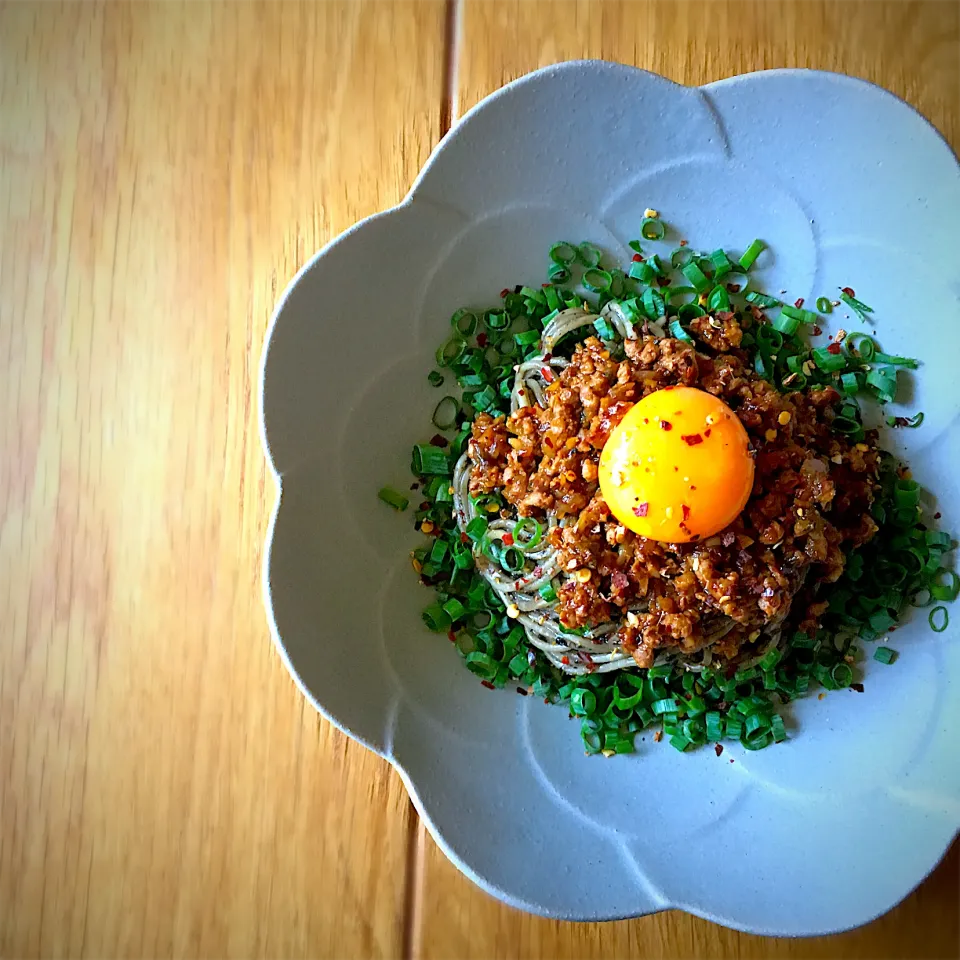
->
599, 386, 754, 543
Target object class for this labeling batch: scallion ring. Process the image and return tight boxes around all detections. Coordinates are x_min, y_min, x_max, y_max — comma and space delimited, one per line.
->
640, 217, 666, 240
512, 517, 543, 551
816, 296, 833, 314
436, 336, 466, 367
450, 309, 477, 336
577, 242, 602, 268
549, 241, 578, 265
583, 268, 612, 292
431, 395, 460, 431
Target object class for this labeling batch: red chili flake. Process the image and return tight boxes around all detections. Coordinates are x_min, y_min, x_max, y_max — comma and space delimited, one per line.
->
679, 239, 688, 247
673, 466, 679, 472
430, 434, 449, 447
516, 686, 528, 696
682, 504, 691, 520
419, 501, 430, 510
481, 680, 495, 690
499, 287, 510, 299
632, 253, 643, 262
690, 484, 697, 490
935, 512, 942, 519
715, 743, 724, 756
643, 418, 650, 424
841, 286, 856, 298
447, 630, 456, 643
729, 758, 735, 763
633, 502, 649, 517
658, 276, 672, 287
653, 730, 663, 743
811, 325, 822, 336
794, 297, 805, 308
660, 420, 673, 431
827, 342, 842, 355
704, 428, 711, 437
502, 532, 515, 546
541, 282, 550, 288
410, 482, 420, 490
477, 332, 488, 347
541, 366, 555, 382
726, 283, 741, 293
460, 532, 469, 544
682, 433, 703, 446
560, 656, 570, 665
850, 683, 865, 693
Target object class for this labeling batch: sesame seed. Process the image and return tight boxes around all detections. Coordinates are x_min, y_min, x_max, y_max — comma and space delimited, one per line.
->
778, 411, 791, 425
765, 429, 778, 442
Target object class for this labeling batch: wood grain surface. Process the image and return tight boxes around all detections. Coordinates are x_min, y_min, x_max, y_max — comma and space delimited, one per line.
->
0, 2, 956, 958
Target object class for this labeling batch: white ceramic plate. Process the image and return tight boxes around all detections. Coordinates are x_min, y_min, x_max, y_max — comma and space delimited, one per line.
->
260, 62, 960, 934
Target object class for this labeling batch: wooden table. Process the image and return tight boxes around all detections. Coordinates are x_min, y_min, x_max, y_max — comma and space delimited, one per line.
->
1, 2, 957, 957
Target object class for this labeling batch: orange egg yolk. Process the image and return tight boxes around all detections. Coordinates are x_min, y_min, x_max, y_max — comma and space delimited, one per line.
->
599, 386, 754, 543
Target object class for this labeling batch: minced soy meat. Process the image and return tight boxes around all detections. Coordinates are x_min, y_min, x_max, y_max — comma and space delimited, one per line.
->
468, 316, 880, 669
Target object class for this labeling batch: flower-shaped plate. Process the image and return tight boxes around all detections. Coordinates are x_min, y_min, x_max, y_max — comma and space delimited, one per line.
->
260, 62, 960, 934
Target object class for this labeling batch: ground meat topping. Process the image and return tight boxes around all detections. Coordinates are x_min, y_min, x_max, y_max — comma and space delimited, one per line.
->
468, 328, 880, 664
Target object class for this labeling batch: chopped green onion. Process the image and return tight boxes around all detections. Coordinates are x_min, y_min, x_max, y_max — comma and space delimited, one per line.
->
886, 411, 924, 428
873, 352, 918, 369
677, 303, 705, 322
642, 287, 665, 321
780, 304, 818, 325
931, 569, 960, 602
707, 284, 730, 312
873, 646, 897, 664
538, 581, 557, 603
652, 698, 679, 716
514, 330, 541, 347
548, 263, 570, 284
570, 688, 597, 717
669, 319, 694, 343
641, 217, 666, 240
451, 309, 478, 336
866, 366, 898, 402
422, 604, 452, 632
671, 246, 696, 269
816, 297, 833, 314
513, 517, 543, 551
378, 487, 409, 511
811, 346, 847, 372
840, 291, 874, 321
770, 715, 787, 743
744, 291, 781, 308
432, 396, 460, 431
709, 249, 733, 279
427, 370, 444, 387
577, 242, 602, 268
738, 239, 766, 271
412, 444, 450, 475
929, 606, 949, 632
593, 317, 616, 341
549, 241, 578, 265
629, 260, 656, 283
465, 516, 488, 541
773, 311, 801, 335
840, 372, 860, 395
583, 268, 612, 292
436, 336, 466, 367
682, 262, 711, 293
